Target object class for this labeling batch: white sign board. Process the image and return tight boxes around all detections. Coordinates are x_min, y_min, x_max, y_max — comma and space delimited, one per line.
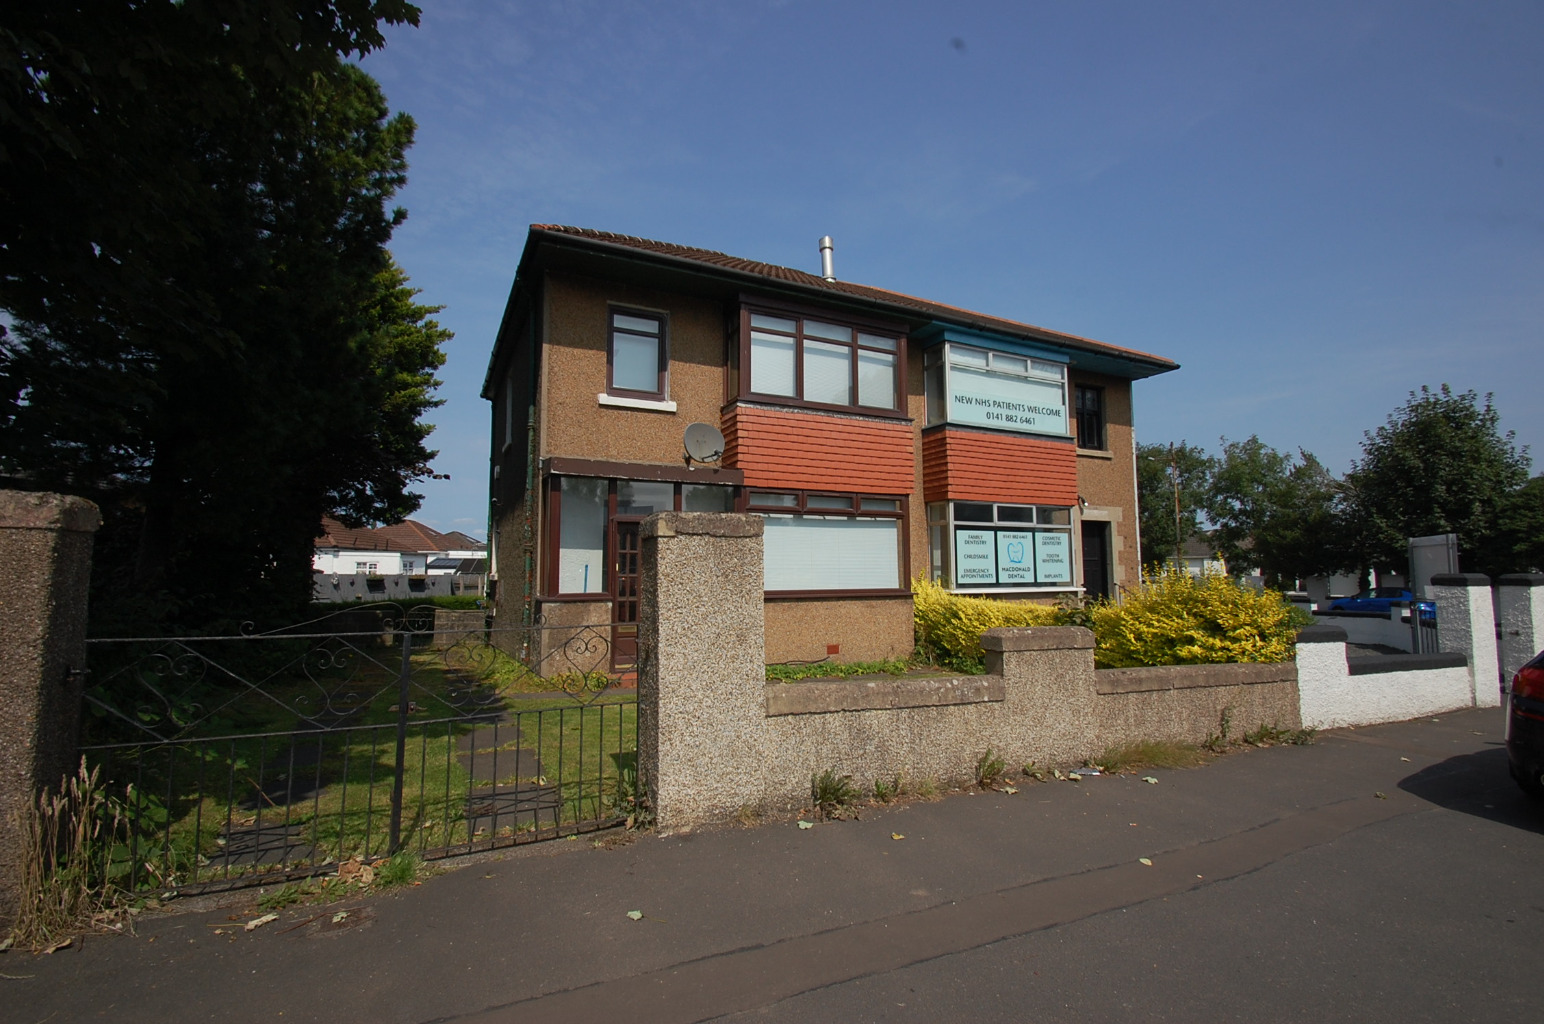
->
954, 529, 998, 585
1034, 531, 1073, 583
995, 531, 1036, 584
948, 366, 1068, 436
954, 528, 1073, 587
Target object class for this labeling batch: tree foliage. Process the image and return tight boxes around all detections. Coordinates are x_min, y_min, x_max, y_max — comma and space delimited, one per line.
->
1136, 441, 1212, 568
1207, 437, 1345, 588
1344, 385, 1532, 577
1138, 385, 1537, 588
0, 3, 446, 629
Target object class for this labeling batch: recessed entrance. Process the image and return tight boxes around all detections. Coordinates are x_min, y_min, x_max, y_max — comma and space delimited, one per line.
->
1080, 520, 1111, 601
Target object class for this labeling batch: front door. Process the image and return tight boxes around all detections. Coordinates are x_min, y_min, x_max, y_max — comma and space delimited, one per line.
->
1081, 520, 1110, 601
611, 520, 641, 669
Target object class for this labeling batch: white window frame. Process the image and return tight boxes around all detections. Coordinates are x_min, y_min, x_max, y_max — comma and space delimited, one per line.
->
924, 342, 1071, 437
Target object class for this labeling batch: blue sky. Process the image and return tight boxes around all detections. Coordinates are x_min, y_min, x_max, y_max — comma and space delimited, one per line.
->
360, 0, 1544, 539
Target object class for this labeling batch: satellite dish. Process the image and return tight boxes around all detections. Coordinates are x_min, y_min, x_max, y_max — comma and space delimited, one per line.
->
683, 422, 725, 465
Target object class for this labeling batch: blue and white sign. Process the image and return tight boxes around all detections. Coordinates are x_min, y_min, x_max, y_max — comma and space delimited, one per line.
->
954, 529, 997, 585
948, 366, 1068, 436
1034, 531, 1072, 583
954, 527, 1074, 587
995, 531, 1036, 584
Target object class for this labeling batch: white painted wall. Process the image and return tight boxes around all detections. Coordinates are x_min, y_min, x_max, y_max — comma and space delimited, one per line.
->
1433, 580, 1501, 708
313, 548, 421, 575
1296, 638, 1474, 729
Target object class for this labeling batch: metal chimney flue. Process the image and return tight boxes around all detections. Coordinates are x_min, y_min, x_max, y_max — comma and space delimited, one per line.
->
819, 236, 835, 282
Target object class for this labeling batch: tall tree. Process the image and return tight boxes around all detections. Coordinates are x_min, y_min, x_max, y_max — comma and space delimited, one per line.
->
1344, 385, 1530, 577
0, 2, 421, 359
1206, 437, 1345, 587
1136, 441, 1213, 569
0, 4, 445, 629
1462, 474, 1544, 578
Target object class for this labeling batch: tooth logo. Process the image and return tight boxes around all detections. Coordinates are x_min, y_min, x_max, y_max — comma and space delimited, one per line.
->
1006, 541, 1025, 564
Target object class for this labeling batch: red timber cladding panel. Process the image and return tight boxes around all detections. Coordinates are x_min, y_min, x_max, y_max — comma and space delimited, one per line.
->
921, 429, 1078, 505
723, 406, 914, 492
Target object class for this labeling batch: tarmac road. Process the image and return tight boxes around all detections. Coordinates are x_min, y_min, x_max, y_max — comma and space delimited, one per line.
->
5, 707, 1538, 1023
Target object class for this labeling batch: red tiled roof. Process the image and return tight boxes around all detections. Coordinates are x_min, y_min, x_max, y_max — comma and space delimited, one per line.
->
315, 517, 479, 553
439, 530, 486, 550
528, 225, 1177, 370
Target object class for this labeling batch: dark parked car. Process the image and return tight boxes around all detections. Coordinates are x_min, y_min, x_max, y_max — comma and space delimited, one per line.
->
1327, 587, 1435, 620
1509, 650, 1544, 798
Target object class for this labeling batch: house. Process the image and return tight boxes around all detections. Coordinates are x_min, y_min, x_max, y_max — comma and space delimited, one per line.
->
313, 517, 488, 600
1166, 538, 1229, 577
482, 226, 1178, 665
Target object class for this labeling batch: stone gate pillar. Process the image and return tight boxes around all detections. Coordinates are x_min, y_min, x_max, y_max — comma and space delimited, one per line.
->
0, 490, 101, 929
1431, 573, 1500, 708
1497, 574, 1544, 687
637, 512, 767, 830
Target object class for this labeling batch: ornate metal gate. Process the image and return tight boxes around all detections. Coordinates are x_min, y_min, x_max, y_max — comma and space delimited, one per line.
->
78, 606, 641, 895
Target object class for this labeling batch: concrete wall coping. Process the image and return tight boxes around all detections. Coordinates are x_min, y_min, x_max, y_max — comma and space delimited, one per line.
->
642, 511, 763, 540
1296, 625, 1348, 644
1346, 652, 1467, 675
0, 490, 101, 533
1497, 574, 1544, 587
764, 675, 1005, 717
1431, 573, 1491, 588
981, 626, 1095, 651
1095, 661, 1295, 695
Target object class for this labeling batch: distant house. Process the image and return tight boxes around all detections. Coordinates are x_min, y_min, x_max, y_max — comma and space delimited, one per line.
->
1165, 538, 1228, 577
313, 518, 488, 600
314, 517, 483, 575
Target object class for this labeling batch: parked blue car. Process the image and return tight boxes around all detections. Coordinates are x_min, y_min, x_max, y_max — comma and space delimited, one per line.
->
1327, 587, 1436, 620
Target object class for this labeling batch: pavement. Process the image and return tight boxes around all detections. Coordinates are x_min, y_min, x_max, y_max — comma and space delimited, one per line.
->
4, 707, 1540, 1023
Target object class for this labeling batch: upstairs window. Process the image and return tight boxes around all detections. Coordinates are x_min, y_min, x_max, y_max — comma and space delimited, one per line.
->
924, 343, 1069, 437
608, 309, 666, 397
1075, 385, 1105, 450
742, 309, 902, 413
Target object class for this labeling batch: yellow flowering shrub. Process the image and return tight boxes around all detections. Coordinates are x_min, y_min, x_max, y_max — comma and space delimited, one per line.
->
913, 570, 1305, 671
1089, 567, 1306, 668
912, 576, 1060, 669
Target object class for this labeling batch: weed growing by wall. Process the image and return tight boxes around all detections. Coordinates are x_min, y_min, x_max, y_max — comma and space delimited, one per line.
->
8, 763, 131, 951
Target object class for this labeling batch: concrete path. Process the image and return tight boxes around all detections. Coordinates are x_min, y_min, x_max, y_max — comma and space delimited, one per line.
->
5, 708, 1538, 1023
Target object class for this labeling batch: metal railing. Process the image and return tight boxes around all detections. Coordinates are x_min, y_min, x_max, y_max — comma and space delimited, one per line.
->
79, 606, 641, 894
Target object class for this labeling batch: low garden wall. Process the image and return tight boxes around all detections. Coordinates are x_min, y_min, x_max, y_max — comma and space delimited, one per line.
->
1296, 625, 1474, 729
636, 515, 1520, 830
1095, 662, 1299, 748
753, 630, 1100, 812
638, 514, 1307, 828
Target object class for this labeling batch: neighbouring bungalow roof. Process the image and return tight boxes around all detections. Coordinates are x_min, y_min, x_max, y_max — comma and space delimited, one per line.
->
316, 517, 486, 554
483, 225, 1180, 396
